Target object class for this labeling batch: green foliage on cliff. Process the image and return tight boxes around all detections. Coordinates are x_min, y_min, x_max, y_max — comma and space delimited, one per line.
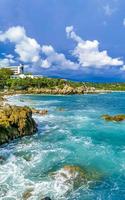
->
1, 67, 125, 91
0, 105, 37, 145
0, 68, 13, 89
6, 77, 83, 90
84, 82, 125, 91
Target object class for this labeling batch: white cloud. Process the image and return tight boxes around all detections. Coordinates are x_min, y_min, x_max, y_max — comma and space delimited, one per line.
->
0, 25, 124, 72
103, 4, 116, 16
0, 26, 78, 70
41, 45, 78, 70
0, 58, 14, 68
66, 26, 123, 68
0, 26, 41, 63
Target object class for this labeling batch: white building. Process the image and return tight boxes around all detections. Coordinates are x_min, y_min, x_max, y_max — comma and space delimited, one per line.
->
10, 64, 24, 75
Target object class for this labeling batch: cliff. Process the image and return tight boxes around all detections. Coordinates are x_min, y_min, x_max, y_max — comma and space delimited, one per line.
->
0, 105, 37, 145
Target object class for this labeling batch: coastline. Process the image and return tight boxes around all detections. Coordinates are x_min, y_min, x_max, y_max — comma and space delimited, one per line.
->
0, 95, 38, 145
0, 89, 124, 146
1, 91, 125, 199
0, 88, 112, 97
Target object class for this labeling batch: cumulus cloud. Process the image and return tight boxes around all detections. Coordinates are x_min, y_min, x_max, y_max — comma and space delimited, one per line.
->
66, 26, 123, 68
0, 25, 124, 73
0, 26, 41, 63
41, 45, 78, 70
0, 26, 78, 70
0, 58, 15, 68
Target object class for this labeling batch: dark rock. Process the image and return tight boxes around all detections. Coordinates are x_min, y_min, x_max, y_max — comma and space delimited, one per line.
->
0, 156, 6, 164
41, 198, 51, 200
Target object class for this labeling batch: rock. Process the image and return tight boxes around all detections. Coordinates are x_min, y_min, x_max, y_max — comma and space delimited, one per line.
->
0, 105, 38, 145
50, 165, 101, 191
102, 114, 125, 122
32, 109, 48, 116
15, 151, 32, 162
41, 198, 51, 200
22, 188, 33, 200
57, 108, 65, 112
0, 156, 6, 164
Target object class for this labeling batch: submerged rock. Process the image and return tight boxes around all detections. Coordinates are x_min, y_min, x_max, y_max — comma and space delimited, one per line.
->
50, 165, 101, 193
57, 108, 65, 112
22, 188, 33, 200
41, 198, 51, 200
15, 151, 32, 162
0, 155, 6, 164
0, 105, 38, 145
102, 114, 125, 122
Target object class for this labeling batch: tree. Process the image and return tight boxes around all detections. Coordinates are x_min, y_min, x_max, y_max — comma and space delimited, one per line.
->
0, 68, 13, 79
0, 68, 13, 89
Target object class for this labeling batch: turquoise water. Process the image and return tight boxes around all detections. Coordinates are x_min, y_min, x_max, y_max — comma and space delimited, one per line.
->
1, 93, 125, 199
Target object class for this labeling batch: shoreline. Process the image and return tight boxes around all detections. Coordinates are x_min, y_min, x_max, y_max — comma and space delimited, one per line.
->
0, 88, 112, 97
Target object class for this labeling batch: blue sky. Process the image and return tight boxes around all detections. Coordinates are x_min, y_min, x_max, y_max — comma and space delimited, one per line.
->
0, 0, 125, 82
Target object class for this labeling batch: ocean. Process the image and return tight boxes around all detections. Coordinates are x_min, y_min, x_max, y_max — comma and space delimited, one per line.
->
1, 93, 125, 200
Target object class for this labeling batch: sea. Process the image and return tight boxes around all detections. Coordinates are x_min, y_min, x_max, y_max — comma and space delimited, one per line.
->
1, 92, 125, 200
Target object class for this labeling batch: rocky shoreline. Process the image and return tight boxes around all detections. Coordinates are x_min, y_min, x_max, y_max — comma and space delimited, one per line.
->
0, 85, 111, 96
0, 104, 37, 145
0, 88, 111, 145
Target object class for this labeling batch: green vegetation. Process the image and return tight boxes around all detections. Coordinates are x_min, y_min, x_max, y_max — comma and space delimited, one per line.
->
1, 67, 125, 92
0, 68, 13, 89
6, 77, 84, 90
85, 82, 125, 91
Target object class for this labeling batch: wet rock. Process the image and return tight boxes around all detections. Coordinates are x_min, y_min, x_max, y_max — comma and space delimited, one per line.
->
0, 105, 38, 145
57, 108, 65, 112
0, 155, 6, 164
22, 188, 33, 200
50, 165, 102, 191
102, 114, 125, 122
15, 151, 32, 162
41, 197, 51, 200
32, 109, 48, 116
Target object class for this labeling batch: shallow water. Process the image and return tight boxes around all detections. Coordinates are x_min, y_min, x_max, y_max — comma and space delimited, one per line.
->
1, 93, 125, 199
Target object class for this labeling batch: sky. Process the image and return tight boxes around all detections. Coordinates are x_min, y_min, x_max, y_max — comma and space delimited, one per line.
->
0, 0, 125, 82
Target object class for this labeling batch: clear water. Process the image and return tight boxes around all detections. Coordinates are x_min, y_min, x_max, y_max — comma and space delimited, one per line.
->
1, 93, 125, 200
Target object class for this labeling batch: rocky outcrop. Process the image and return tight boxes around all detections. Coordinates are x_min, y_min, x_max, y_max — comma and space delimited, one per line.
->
0, 105, 37, 145
32, 109, 48, 115
26, 85, 100, 95
50, 165, 102, 192
102, 114, 125, 122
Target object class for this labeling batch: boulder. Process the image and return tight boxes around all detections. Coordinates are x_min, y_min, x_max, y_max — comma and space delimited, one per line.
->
0, 105, 38, 145
50, 165, 101, 191
32, 109, 48, 116
102, 114, 125, 122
